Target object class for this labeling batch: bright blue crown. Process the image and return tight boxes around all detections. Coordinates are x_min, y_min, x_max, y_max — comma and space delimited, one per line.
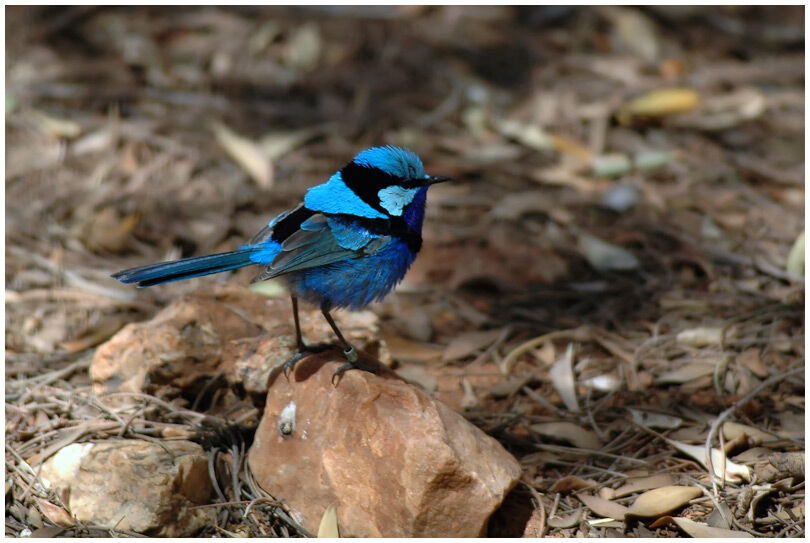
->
352, 146, 425, 180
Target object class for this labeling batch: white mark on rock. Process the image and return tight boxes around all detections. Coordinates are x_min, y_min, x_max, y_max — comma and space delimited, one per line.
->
279, 400, 296, 437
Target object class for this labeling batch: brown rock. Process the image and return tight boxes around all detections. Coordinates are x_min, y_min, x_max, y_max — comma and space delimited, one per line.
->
38, 440, 214, 536
221, 308, 386, 397
248, 356, 522, 537
91, 286, 387, 396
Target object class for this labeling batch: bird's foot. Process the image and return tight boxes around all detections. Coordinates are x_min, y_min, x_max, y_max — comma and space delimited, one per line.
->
331, 347, 378, 386
282, 343, 333, 379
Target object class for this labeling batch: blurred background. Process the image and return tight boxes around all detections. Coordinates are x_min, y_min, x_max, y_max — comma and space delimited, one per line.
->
5, 6, 805, 537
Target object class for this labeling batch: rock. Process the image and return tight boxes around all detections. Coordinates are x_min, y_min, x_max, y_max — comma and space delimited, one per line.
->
248, 355, 522, 537
38, 440, 214, 536
91, 286, 387, 397
221, 308, 387, 398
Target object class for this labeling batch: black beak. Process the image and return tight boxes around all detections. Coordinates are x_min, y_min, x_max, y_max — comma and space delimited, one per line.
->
419, 175, 452, 186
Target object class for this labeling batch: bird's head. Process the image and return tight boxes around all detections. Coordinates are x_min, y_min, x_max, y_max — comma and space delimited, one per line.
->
305, 146, 450, 221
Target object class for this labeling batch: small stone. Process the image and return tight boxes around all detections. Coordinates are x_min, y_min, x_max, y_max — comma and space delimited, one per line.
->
248, 356, 521, 537
38, 440, 214, 536
91, 288, 264, 394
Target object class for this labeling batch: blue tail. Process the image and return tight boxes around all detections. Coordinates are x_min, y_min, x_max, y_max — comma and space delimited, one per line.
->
112, 248, 256, 287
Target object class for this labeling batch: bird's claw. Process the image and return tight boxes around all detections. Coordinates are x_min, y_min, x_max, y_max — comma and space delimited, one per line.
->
282, 352, 304, 380
331, 349, 378, 386
281, 343, 332, 380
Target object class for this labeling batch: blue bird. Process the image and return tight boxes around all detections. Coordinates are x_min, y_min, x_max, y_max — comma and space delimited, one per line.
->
113, 146, 450, 381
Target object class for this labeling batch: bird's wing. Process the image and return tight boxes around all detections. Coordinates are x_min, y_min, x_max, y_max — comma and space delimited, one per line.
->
247, 204, 302, 245
250, 213, 390, 283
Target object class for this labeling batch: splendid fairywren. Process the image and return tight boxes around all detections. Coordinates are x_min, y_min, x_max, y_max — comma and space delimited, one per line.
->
113, 146, 450, 381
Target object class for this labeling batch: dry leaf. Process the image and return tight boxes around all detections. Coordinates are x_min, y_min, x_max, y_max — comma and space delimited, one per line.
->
634, 150, 674, 171
594, 149, 675, 178
493, 118, 552, 152
536, 341, 556, 366
706, 500, 733, 529
549, 343, 579, 412
212, 121, 272, 188
317, 504, 339, 537
71, 127, 116, 156
592, 153, 632, 177
722, 422, 775, 444
259, 129, 316, 161
626, 486, 702, 517
396, 308, 433, 342
671, 88, 766, 131
520, 451, 561, 467
732, 447, 772, 464
550, 476, 596, 493
395, 364, 437, 393
460, 377, 478, 409
29, 527, 66, 538
599, 6, 661, 62
531, 422, 601, 450
489, 374, 533, 398
531, 165, 595, 193
442, 329, 502, 362
577, 233, 640, 272
578, 493, 629, 520
284, 23, 322, 71
656, 362, 716, 384
29, 109, 82, 139
736, 348, 768, 378
666, 438, 751, 482
676, 327, 725, 347
607, 474, 677, 499
652, 516, 754, 538
34, 498, 74, 527
75, 207, 140, 253
160, 426, 196, 439
548, 133, 593, 163
617, 87, 700, 125
764, 504, 805, 524
547, 507, 583, 529
381, 334, 443, 363
628, 409, 683, 430
490, 191, 554, 220
581, 373, 621, 392
249, 279, 287, 298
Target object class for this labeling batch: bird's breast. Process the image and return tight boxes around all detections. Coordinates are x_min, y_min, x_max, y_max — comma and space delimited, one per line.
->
284, 238, 418, 310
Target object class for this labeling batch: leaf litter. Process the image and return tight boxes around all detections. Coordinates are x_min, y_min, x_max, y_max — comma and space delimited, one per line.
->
6, 5, 804, 538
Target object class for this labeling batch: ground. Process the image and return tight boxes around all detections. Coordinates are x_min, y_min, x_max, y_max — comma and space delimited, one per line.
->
5, 6, 805, 537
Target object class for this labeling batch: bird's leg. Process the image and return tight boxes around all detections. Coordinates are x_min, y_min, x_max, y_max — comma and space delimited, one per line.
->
321, 303, 378, 385
291, 295, 304, 351
282, 296, 331, 378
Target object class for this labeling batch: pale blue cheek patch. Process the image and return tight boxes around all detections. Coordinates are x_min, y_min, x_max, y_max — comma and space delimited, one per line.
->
377, 185, 419, 216
304, 172, 387, 219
